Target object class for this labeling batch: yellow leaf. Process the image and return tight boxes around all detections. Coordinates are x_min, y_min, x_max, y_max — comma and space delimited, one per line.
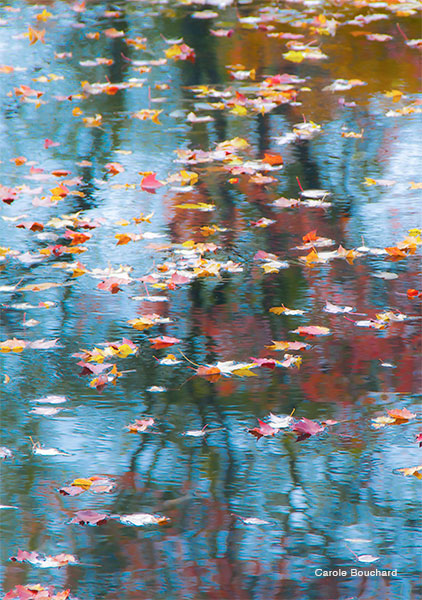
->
133, 211, 154, 223
180, 170, 198, 185
232, 368, 258, 377
199, 226, 216, 237
28, 26, 45, 45
71, 478, 93, 490
283, 50, 304, 63
87, 348, 107, 363
127, 318, 155, 331
83, 114, 103, 127
397, 465, 422, 479
371, 416, 395, 429
217, 137, 249, 150
165, 44, 182, 59
72, 268, 87, 278
269, 306, 287, 315
230, 104, 248, 116
114, 344, 136, 358
266, 341, 289, 351
305, 249, 320, 265
115, 234, 132, 246
0, 339, 26, 353
36, 9, 53, 21
261, 263, 280, 274
175, 202, 215, 210
133, 109, 162, 124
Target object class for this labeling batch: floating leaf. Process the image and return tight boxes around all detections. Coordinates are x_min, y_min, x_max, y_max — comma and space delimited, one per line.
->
248, 419, 279, 440
149, 336, 180, 349
240, 517, 270, 525
291, 326, 330, 337
291, 418, 324, 441
140, 172, 164, 192
10, 550, 78, 568
396, 465, 422, 479
356, 554, 380, 563
126, 417, 154, 433
386, 408, 416, 422
70, 510, 109, 525
117, 512, 170, 526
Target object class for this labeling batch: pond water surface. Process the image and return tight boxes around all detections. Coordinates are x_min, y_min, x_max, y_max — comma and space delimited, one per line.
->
0, 1, 421, 599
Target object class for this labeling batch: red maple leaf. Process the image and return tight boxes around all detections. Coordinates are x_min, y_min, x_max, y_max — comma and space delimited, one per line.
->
291, 417, 324, 441
248, 419, 279, 440
149, 336, 180, 349
302, 229, 318, 243
97, 277, 128, 294
249, 357, 277, 369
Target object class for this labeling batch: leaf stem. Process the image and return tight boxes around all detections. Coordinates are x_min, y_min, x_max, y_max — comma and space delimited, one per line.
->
296, 176, 304, 193
178, 349, 202, 368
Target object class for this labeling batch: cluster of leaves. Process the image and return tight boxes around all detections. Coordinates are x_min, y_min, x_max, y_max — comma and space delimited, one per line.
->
1, 0, 421, 596
4, 585, 72, 600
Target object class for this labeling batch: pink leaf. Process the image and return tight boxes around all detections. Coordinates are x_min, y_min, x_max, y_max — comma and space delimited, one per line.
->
141, 173, 163, 192
291, 418, 324, 441
70, 509, 109, 525
44, 138, 60, 148
248, 419, 279, 440
250, 357, 277, 369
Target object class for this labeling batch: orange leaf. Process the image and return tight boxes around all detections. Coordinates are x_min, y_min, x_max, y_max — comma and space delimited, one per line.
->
51, 169, 71, 177
104, 27, 125, 39
196, 366, 221, 382
149, 336, 180, 349
305, 249, 320, 265
28, 26, 45, 45
105, 162, 124, 175
397, 465, 422, 479
407, 289, 422, 298
302, 230, 317, 243
387, 408, 416, 422
16, 221, 44, 232
385, 246, 407, 258
263, 152, 283, 166
11, 156, 27, 166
